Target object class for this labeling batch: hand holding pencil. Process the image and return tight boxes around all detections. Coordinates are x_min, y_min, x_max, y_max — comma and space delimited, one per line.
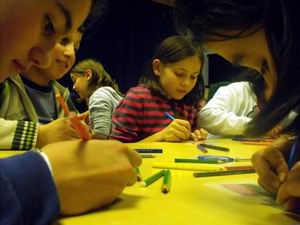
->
252, 136, 293, 194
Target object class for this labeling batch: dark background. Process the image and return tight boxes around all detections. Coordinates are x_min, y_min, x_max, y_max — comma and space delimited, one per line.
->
59, 0, 245, 110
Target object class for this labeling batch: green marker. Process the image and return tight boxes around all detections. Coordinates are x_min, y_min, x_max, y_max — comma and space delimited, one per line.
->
193, 169, 255, 177
141, 170, 165, 187
161, 169, 171, 194
175, 158, 224, 164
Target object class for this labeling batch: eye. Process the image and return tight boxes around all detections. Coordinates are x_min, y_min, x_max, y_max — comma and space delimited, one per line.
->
60, 37, 70, 46
175, 72, 184, 77
44, 15, 55, 35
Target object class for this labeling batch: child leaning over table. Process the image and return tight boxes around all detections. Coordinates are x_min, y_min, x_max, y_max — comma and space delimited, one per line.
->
111, 35, 208, 143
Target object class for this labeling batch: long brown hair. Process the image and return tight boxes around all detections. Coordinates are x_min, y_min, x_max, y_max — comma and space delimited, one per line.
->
71, 58, 122, 98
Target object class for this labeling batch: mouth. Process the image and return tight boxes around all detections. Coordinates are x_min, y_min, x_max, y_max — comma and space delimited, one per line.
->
56, 59, 68, 68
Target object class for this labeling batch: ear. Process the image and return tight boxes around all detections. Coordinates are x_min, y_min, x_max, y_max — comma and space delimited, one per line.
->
84, 69, 92, 80
152, 59, 161, 76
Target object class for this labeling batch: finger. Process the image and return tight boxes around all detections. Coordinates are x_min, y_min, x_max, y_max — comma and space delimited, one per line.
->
263, 147, 289, 182
172, 128, 190, 141
198, 128, 208, 140
126, 168, 138, 186
277, 164, 300, 206
173, 119, 191, 132
257, 176, 278, 194
125, 147, 142, 168
191, 132, 197, 141
252, 150, 281, 191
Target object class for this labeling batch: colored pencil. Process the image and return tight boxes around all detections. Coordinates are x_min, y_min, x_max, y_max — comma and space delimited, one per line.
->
288, 139, 298, 169
135, 149, 163, 153
198, 143, 230, 152
175, 158, 224, 164
152, 162, 225, 171
141, 170, 165, 187
134, 167, 142, 182
161, 169, 171, 194
193, 169, 255, 177
164, 112, 175, 121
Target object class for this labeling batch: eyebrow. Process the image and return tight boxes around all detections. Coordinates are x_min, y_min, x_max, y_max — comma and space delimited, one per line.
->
176, 68, 200, 75
56, 1, 73, 31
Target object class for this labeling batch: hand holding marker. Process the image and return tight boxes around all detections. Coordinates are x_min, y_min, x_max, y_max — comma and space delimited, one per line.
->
56, 93, 91, 141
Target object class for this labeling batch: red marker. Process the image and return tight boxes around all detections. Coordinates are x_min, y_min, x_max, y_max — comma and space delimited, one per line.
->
69, 112, 91, 141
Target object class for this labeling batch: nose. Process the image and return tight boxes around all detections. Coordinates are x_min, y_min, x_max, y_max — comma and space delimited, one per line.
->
29, 39, 56, 68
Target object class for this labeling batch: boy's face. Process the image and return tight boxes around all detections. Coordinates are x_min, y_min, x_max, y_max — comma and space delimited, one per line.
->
0, 0, 91, 81
35, 31, 83, 82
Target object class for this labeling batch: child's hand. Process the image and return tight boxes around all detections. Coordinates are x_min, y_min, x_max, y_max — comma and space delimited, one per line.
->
252, 136, 292, 194
37, 118, 85, 148
277, 162, 300, 211
191, 128, 208, 141
160, 119, 191, 142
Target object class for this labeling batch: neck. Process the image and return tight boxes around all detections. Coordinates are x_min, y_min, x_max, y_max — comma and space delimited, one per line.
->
21, 69, 50, 87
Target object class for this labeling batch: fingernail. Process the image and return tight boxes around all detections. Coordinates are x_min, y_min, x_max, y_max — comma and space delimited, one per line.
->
279, 173, 286, 183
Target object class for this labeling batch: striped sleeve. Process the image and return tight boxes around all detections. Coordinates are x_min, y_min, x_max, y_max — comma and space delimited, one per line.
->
0, 118, 38, 150
111, 88, 145, 142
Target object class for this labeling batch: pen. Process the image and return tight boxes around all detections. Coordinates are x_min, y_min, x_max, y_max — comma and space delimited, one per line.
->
193, 169, 255, 177
288, 138, 298, 169
161, 169, 171, 194
141, 170, 165, 187
69, 112, 91, 141
198, 143, 230, 152
175, 158, 224, 164
55, 93, 70, 116
164, 112, 175, 121
134, 149, 163, 153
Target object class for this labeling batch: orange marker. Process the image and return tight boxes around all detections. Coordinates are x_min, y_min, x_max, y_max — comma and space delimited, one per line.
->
69, 112, 91, 141
56, 93, 70, 116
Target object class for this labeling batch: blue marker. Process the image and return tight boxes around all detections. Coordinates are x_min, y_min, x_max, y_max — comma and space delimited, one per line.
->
288, 138, 298, 169
164, 112, 175, 121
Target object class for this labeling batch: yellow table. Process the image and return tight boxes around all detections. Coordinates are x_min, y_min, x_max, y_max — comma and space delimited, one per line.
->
54, 139, 300, 225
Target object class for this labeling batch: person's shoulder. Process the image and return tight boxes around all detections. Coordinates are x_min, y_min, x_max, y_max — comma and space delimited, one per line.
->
218, 81, 250, 93
126, 85, 151, 96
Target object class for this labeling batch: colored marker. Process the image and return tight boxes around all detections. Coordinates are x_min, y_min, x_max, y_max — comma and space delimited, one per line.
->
175, 158, 224, 164
55, 93, 70, 116
69, 112, 91, 141
135, 149, 163, 154
288, 139, 298, 169
161, 169, 171, 194
141, 170, 165, 187
197, 143, 208, 153
197, 155, 251, 162
198, 143, 230, 152
164, 112, 175, 121
193, 169, 255, 177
